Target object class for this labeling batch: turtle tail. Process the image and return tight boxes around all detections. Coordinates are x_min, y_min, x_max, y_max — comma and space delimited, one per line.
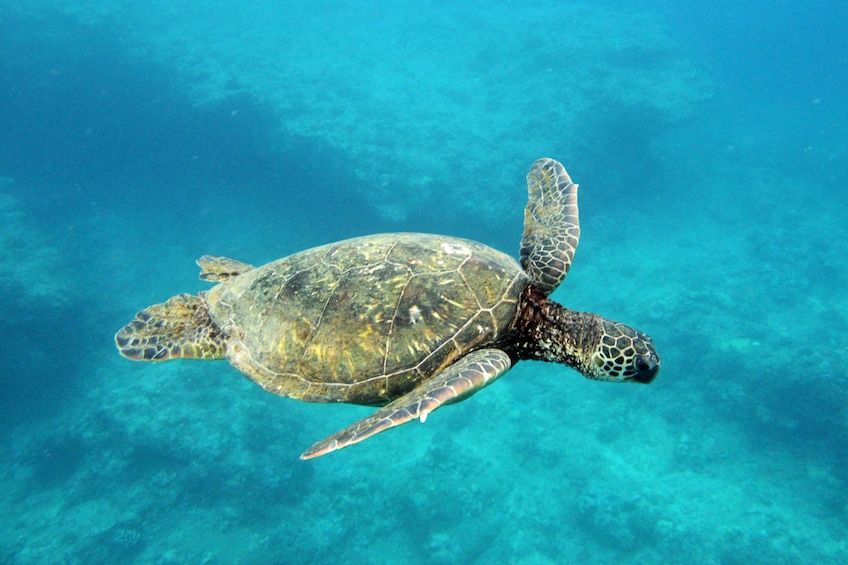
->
115, 293, 225, 361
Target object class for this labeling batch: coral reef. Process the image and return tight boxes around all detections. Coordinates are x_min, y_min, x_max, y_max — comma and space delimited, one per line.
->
0, 184, 69, 304
26, 1, 711, 221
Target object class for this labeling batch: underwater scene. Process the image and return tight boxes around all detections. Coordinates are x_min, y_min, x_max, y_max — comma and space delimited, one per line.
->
1, 1, 847, 563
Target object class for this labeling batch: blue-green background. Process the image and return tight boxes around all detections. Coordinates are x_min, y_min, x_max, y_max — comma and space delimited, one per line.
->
2, 1, 847, 563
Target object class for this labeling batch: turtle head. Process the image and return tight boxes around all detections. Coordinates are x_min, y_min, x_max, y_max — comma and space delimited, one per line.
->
586, 319, 660, 383
513, 287, 660, 383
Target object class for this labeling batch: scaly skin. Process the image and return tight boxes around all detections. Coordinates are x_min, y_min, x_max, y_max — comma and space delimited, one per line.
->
506, 286, 660, 383
520, 158, 580, 296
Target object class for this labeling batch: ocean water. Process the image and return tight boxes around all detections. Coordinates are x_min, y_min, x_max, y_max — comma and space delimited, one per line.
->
1, 1, 846, 563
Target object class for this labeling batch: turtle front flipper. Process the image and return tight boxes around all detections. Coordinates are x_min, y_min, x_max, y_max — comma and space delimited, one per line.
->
520, 158, 580, 295
196, 255, 255, 282
300, 349, 512, 460
115, 293, 225, 361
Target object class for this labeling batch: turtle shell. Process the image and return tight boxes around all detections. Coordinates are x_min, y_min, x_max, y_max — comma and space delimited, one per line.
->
204, 232, 528, 405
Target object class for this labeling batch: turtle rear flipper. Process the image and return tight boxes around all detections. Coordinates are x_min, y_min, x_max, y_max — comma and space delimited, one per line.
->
115, 293, 225, 361
520, 158, 580, 295
300, 349, 512, 459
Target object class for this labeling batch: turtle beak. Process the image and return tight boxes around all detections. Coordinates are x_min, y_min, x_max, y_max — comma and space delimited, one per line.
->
631, 352, 660, 384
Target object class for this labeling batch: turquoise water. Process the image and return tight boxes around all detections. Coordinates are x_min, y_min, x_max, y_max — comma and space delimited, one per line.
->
2, 1, 847, 563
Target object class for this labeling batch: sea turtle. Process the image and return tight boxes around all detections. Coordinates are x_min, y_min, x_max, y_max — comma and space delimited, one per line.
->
115, 158, 660, 459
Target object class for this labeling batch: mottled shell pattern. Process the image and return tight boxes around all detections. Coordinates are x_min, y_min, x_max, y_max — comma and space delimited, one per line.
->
204, 233, 528, 405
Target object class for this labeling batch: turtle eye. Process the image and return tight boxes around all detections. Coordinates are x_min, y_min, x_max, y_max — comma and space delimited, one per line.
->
632, 354, 659, 383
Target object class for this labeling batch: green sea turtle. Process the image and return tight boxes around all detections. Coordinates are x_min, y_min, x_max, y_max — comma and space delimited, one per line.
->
115, 158, 660, 459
